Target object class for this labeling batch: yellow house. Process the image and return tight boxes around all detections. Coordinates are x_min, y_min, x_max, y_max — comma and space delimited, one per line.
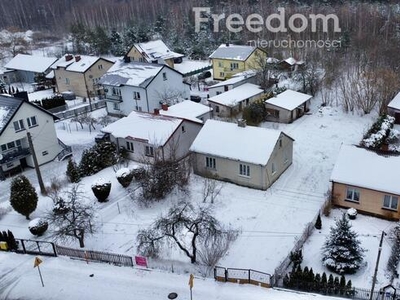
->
209, 44, 266, 80
125, 40, 184, 69
330, 145, 400, 220
51, 54, 114, 98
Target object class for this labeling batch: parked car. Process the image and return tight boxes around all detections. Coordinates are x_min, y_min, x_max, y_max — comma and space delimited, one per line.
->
190, 95, 201, 103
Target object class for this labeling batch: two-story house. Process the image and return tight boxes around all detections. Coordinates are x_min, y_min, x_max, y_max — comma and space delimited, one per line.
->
209, 44, 266, 80
0, 95, 65, 179
99, 60, 190, 117
51, 54, 114, 97
125, 40, 184, 68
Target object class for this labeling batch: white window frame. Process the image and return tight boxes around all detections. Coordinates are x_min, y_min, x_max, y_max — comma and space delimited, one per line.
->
239, 163, 250, 177
345, 187, 360, 203
230, 62, 239, 70
27, 116, 37, 128
98, 64, 103, 70
134, 91, 141, 100
383, 195, 398, 211
271, 162, 276, 175
218, 62, 223, 68
113, 102, 120, 110
219, 72, 225, 78
126, 141, 134, 152
206, 157, 216, 169
145, 145, 154, 157
162, 72, 167, 81
65, 78, 70, 85
13, 119, 24, 132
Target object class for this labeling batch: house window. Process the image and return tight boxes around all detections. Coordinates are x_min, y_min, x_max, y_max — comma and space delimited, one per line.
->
113, 103, 120, 110
279, 139, 282, 148
383, 195, 398, 211
1, 144, 6, 151
145, 145, 154, 157
27, 116, 37, 128
346, 187, 360, 202
134, 91, 141, 100
112, 87, 121, 96
65, 78, 70, 85
13, 120, 24, 132
162, 72, 167, 81
139, 57, 146, 62
218, 62, 223, 68
216, 91, 222, 95
215, 106, 220, 113
135, 106, 142, 112
239, 164, 250, 177
271, 162, 276, 175
182, 126, 185, 133
206, 157, 216, 169
219, 72, 225, 78
42, 150, 48, 156
98, 64, 103, 70
230, 62, 239, 70
273, 110, 280, 118
7, 141, 15, 149
126, 141, 134, 152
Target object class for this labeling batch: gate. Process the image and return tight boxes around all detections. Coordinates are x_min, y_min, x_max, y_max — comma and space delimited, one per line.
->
15, 239, 57, 257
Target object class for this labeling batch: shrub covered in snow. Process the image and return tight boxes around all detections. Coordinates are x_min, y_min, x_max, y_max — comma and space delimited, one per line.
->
91, 178, 111, 202
28, 218, 48, 236
9, 175, 38, 220
361, 115, 398, 151
116, 168, 134, 188
346, 208, 357, 220
79, 142, 119, 177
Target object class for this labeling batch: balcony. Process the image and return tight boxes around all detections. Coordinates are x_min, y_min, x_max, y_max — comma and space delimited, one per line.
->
0, 147, 31, 165
105, 94, 123, 103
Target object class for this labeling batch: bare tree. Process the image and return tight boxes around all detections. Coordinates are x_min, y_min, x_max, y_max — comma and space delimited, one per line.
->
155, 87, 186, 106
46, 185, 96, 248
202, 174, 223, 204
137, 201, 237, 264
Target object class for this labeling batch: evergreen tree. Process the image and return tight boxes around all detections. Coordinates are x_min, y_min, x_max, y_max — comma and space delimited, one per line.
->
66, 158, 81, 183
339, 275, 346, 295
91, 26, 111, 55
289, 249, 303, 270
315, 214, 322, 230
321, 272, 328, 293
322, 213, 365, 274
10, 175, 38, 220
334, 276, 340, 294
70, 22, 87, 53
110, 30, 125, 56
314, 273, 321, 292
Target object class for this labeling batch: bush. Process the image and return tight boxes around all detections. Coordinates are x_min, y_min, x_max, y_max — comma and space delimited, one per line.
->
242, 100, 267, 126
116, 168, 134, 188
315, 214, 322, 230
10, 175, 38, 220
66, 158, 81, 183
28, 218, 49, 236
91, 178, 111, 202
79, 142, 119, 177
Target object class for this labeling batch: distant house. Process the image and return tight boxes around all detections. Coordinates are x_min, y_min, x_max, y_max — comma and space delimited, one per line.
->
278, 57, 305, 72
209, 44, 266, 80
208, 70, 257, 98
159, 100, 212, 124
4, 54, 57, 84
99, 60, 190, 117
125, 40, 184, 68
0, 95, 67, 178
265, 90, 312, 123
51, 54, 114, 97
388, 91, 400, 124
330, 145, 400, 220
190, 119, 294, 190
208, 83, 264, 118
101, 111, 202, 163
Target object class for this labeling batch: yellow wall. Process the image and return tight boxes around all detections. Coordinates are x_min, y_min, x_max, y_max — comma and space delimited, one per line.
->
127, 46, 146, 62
332, 182, 400, 220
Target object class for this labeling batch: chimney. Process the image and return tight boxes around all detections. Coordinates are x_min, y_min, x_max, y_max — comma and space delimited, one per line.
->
154, 108, 160, 115
237, 119, 246, 128
65, 54, 73, 61
225, 43, 230, 47
75, 55, 81, 62
161, 103, 168, 111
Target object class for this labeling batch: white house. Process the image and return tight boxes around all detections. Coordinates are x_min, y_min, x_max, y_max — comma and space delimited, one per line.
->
208, 83, 264, 118
265, 90, 312, 123
388, 91, 400, 124
190, 119, 294, 190
99, 60, 190, 117
101, 111, 202, 162
0, 95, 66, 178
208, 70, 257, 98
159, 100, 212, 124
4, 54, 57, 83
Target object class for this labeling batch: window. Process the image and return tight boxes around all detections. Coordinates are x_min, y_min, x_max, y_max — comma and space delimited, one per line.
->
346, 187, 360, 202
279, 139, 282, 148
218, 62, 223, 68
126, 141, 134, 152
112, 87, 121, 96
27, 116, 37, 128
215, 106, 220, 113
239, 164, 250, 177
139, 57, 146, 62
113, 103, 120, 110
65, 78, 70, 85
134, 91, 141, 100
1, 144, 6, 151
206, 157, 216, 169
273, 110, 280, 118
162, 72, 167, 81
7, 141, 15, 149
230, 62, 239, 70
145, 145, 154, 157
13, 120, 24, 132
383, 195, 398, 210
271, 162, 276, 175
98, 64, 103, 70
135, 106, 142, 112
216, 91, 222, 95
182, 126, 185, 133
219, 72, 225, 78
42, 150, 48, 156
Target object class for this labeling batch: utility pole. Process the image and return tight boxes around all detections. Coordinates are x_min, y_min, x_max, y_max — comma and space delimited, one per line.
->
369, 231, 386, 300
27, 132, 46, 195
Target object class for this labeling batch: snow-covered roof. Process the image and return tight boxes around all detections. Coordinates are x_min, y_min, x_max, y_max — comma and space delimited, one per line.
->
101, 111, 182, 146
330, 145, 400, 195
98, 61, 163, 87
134, 40, 184, 61
265, 90, 312, 111
209, 44, 256, 61
5, 54, 57, 73
159, 100, 212, 124
208, 83, 263, 107
51, 55, 109, 73
282, 57, 304, 65
209, 70, 256, 89
388, 91, 400, 110
173, 59, 211, 75
0, 95, 20, 132
190, 119, 286, 165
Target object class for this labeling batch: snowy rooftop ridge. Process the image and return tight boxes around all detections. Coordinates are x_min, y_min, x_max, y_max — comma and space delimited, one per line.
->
51, 54, 109, 73
134, 40, 184, 61
209, 70, 257, 89
265, 90, 312, 111
208, 83, 264, 107
209, 44, 256, 61
159, 100, 212, 124
388, 91, 400, 110
330, 145, 400, 195
101, 111, 182, 145
0, 95, 22, 132
190, 119, 289, 165
5, 54, 57, 73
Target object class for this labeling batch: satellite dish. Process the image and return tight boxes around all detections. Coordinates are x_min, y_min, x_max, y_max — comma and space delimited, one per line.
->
0, 154, 3, 160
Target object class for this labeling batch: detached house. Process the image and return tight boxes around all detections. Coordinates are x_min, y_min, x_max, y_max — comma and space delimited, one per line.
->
125, 40, 184, 68
4, 54, 57, 84
51, 54, 114, 97
330, 145, 400, 220
208, 70, 257, 98
0, 95, 65, 178
159, 100, 212, 124
101, 111, 202, 163
190, 119, 294, 190
265, 90, 312, 123
209, 44, 266, 80
388, 91, 400, 124
99, 61, 190, 117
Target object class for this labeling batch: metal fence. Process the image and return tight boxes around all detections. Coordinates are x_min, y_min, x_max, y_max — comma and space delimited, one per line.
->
55, 245, 134, 267
15, 239, 57, 257
214, 266, 272, 288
